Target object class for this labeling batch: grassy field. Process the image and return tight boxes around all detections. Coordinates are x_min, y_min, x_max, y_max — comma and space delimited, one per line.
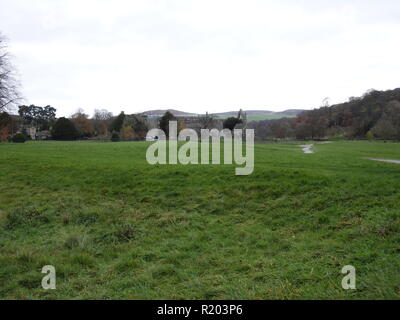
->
0, 140, 399, 299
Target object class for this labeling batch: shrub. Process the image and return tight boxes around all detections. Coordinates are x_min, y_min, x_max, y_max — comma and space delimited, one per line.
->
366, 131, 374, 140
11, 133, 27, 143
121, 126, 136, 141
111, 132, 120, 142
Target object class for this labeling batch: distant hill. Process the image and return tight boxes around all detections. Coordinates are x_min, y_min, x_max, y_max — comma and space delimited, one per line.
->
212, 109, 305, 121
139, 109, 198, 117
279, 109, 305, 115
137, 109, 305, 121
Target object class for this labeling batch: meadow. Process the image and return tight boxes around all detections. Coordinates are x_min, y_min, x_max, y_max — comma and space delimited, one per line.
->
0, 140, 399, 299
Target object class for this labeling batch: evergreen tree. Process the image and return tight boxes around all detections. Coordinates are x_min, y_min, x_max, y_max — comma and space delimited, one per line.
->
110, 112, 125, 133
159, 111, 176, 138
51, 117, 79, 140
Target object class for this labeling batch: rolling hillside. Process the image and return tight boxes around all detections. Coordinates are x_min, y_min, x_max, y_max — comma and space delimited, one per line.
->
212, 109, 305, 121
139, 109, 198, 117
138, 109, 305, 121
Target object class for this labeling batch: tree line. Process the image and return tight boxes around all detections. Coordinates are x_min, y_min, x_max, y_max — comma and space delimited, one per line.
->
0, 103, 153, 141
249, 88, 400, 141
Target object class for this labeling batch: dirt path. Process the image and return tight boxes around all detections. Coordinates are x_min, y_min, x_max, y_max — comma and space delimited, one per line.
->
367, 158, 400, 164
301, 144, 314, 154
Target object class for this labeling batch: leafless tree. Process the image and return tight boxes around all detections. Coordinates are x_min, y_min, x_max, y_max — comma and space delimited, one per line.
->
71, 108, 94, 137
93, 109, 113, 135
0, 33, 21, 113
198, 112, 215, 129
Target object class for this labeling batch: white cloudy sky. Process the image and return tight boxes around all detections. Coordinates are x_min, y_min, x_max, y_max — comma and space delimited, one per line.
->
1, 0, 400, 117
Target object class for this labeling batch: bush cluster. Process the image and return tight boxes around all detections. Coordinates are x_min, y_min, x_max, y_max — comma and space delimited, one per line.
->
11, 133, 27, 143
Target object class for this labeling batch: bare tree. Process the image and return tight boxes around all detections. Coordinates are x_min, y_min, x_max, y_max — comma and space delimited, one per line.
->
198, 112, 215, 129
0, 33, 21, 112
93, 109, 113, 135
71, 108, 94, 137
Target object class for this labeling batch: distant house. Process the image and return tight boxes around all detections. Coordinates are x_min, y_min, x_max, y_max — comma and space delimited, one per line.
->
24, 126, 37, 140
36, 130, 51, 140
20, 124, 52, 140
5, 115, 52, 140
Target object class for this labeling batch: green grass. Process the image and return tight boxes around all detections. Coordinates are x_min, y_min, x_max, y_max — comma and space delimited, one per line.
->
0, 140, 399, 299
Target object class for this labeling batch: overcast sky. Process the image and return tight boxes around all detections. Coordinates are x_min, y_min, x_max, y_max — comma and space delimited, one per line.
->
1, 0, 400, 117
